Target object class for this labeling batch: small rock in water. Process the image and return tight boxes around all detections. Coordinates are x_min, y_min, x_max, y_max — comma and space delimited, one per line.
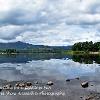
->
34, 81, 39, 84
66, 79, 70, 82
3, 84, 12, 90
0, 87, 2, 92
97, 97, 99, 99
0, 88, 2, 92
17, 64, 21, 66
85, 96, 94, 100
15, 83, 25, 88
80, 96, 83, 98
75, 77, 80, 80
47, 81, 53, 86
91, 84, 93, 86
15, 83, 19, 87
81, 81, 89, 88
25, 82, 32, 87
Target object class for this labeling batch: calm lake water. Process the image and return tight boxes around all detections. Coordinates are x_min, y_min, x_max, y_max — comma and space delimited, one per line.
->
0, 53, 100, 81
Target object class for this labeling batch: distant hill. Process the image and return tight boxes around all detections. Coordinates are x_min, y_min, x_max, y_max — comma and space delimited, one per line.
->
0, 41, 72, 50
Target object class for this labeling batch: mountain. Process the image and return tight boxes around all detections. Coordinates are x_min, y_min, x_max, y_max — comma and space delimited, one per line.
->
0, 41, 72, 50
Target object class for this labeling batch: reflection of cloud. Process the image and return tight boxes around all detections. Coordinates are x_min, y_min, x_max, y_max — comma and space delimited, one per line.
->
0, 0, 100, 45
95, 67, 100, 74
0, 59, 99, 81
0, 67, 24, 81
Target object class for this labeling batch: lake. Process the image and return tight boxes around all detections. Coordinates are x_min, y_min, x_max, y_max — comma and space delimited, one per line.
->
0, 53, 100, 82
0, 53, 100, 100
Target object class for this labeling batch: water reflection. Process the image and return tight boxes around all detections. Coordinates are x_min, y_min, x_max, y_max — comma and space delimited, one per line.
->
0, 53, 71, 63
0, 59, 99, 81
0, 53, 100, 64
0, 54, 100, 81
72, 55, 100, 64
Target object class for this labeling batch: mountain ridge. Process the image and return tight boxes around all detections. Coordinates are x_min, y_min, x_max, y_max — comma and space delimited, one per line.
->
0, 41, 72, 50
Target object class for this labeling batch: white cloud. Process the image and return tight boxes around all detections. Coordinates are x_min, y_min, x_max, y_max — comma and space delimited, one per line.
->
0, 0, 100, 45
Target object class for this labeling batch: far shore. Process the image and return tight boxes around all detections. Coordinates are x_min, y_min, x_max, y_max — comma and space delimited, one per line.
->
64, 50, 100, 55
0, 51, 100, 55
0, 52, 61, 55
89, 52, 99, 54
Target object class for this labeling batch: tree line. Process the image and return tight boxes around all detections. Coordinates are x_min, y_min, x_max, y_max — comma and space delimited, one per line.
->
72, 41, 100, 52
0, 48, 63, 54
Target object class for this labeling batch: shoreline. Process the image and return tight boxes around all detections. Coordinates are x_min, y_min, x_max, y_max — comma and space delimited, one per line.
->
64, 50, 100, 55
0, 74, 100, 100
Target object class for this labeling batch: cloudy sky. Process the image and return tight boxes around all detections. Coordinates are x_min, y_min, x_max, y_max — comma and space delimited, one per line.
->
0, 0, 100, 46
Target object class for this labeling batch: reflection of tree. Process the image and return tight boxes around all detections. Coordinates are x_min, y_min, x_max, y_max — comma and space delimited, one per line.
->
5, 54, 17, 58
72, 55, 100, 64
94, 56, 100, 64
0, 53, 67, 63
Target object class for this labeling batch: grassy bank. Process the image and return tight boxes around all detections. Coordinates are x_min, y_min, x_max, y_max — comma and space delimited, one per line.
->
64, 50, 100, 55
